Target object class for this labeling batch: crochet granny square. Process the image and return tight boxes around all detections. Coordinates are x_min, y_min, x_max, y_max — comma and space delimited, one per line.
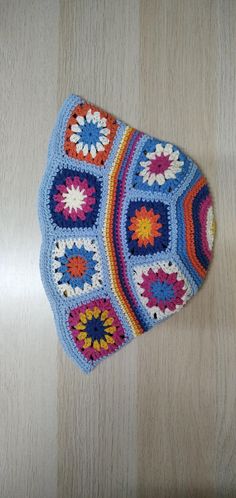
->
38, 94, 215, 373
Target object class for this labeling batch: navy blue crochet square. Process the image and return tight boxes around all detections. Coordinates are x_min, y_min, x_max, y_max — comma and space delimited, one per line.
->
126, 200, 170, 255
132, 138, 190, 194
49, 168, 102, 228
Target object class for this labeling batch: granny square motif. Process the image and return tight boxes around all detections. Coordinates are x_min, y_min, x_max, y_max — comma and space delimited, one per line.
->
38, 94, 215, 373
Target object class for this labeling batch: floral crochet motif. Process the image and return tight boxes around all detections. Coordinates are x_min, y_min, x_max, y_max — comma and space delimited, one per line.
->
133, 261, 192, 320
139, 143, 184, 186
69, 298, 126, 362
49, 168, 102, 228
64, 102, 119, 166
132, 138, 190, 194
126, 200, 170, 255
141, 268, 186, 311
52, 238, 102, 298
128, 206, 162, 248
53, 176, 96, 221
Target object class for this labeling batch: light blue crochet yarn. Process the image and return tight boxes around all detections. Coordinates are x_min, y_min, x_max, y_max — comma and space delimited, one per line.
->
38, 94, 215, 373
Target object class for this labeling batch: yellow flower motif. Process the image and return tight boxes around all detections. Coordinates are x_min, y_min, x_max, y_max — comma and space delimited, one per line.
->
75, 305, 117, 352
128, 206, 162, 248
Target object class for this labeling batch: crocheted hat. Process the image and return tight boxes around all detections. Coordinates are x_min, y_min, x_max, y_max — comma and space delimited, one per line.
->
38, 94, 215, 373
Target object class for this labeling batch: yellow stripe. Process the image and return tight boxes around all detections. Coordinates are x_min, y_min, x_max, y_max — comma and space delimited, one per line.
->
103, 127, 143, 336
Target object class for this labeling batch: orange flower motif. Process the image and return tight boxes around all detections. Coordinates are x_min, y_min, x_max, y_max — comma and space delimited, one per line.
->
128, 206, 162, 247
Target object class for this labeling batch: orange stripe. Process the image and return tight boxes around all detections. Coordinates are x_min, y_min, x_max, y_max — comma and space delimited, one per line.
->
104, 127, 143, 335
184, 176, 206, 279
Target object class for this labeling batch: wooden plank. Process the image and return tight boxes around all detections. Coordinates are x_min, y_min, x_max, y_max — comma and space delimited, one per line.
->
1, 1, 236, 496
0, 1, 59, 497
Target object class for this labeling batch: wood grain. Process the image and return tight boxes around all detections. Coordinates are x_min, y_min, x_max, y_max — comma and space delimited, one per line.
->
0, 1, 236, 497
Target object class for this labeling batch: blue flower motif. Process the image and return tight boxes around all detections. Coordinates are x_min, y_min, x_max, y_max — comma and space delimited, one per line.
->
68, 108, 110, 159
56, 245, 97, 289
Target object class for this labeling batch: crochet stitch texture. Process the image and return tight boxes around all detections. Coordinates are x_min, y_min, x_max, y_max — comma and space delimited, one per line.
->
38, 94, 215, 373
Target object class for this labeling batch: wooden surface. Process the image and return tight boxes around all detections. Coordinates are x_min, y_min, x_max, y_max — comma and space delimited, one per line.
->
1, 1, 236, 497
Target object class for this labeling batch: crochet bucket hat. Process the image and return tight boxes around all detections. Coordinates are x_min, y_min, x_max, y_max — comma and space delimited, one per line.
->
38, 94, 215, 373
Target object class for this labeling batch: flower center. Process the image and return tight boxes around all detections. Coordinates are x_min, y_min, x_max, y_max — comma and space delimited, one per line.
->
67, 256, 87, 278
136, 217, 152, 238
62, 185, 87, 212
148, 155, 172, 174
150, 280, 174, 301
85, 317, 106, 341
80, 121, 101, 147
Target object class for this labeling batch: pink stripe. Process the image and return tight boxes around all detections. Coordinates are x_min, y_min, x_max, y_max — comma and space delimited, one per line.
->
115, 133, 143, 302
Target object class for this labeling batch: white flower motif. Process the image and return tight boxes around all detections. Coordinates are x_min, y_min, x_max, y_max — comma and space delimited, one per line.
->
69, 109, 110, 159
139, 143, 184, 186
52, 238, 102, 298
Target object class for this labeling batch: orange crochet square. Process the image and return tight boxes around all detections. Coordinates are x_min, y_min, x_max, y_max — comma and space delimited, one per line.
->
64, 102, 119, 166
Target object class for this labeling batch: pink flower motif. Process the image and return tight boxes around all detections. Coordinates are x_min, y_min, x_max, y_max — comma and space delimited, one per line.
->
139, 143, 184, 186
53, 176, 96, 221
140, 267, 186, 312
